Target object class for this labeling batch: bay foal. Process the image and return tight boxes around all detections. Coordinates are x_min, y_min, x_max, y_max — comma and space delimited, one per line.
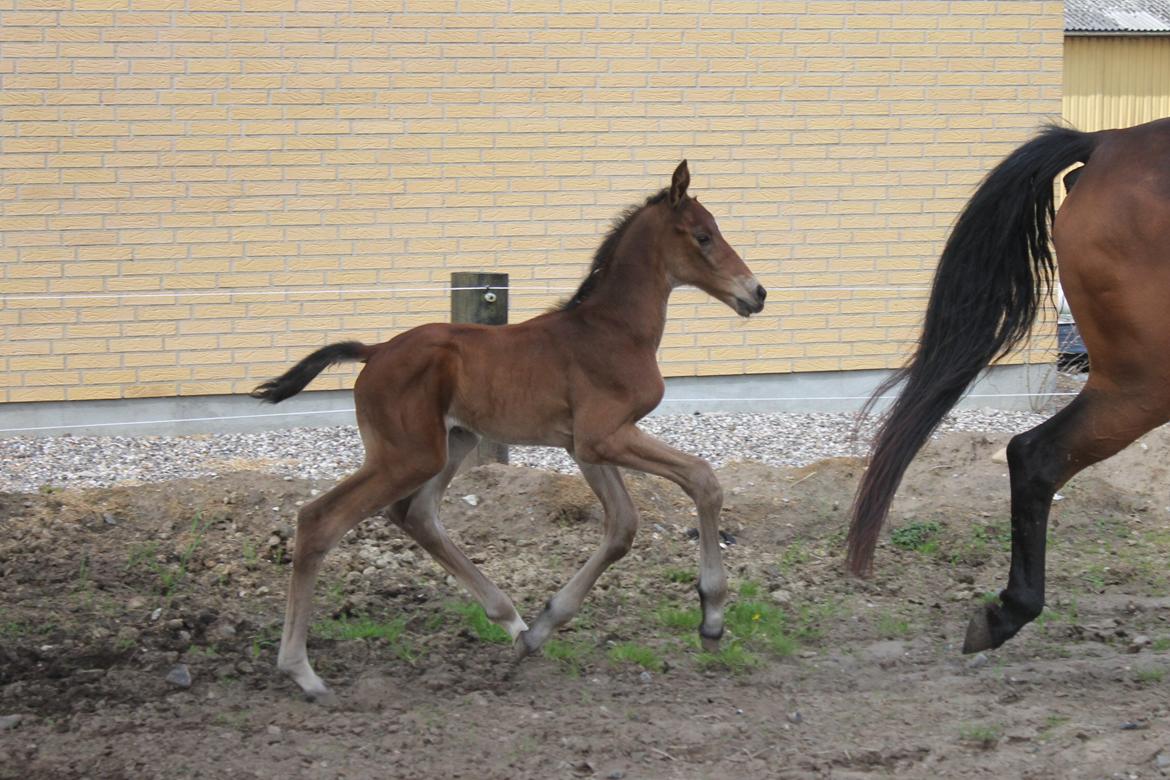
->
253, 162, 767, 700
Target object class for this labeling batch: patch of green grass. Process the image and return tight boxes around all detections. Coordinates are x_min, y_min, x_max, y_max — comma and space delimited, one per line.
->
317, 614, 407, 642
449, 601, 511, 644
544, 637, 592, 675
692, 645, 758, 673
242, 539, 259, 567
875, 611, 911, 639
421, 610, 447, 633
723, 582, 798, 657
1080, 564, 1108, 592
323, 579, 346, 607
890, 521, 941, 553
1034, 600, 1079, 629
738, 581, 762, 599
1135, 667, 1164, 684
163, 515, 211, 595
125, 541, 160, 571
76, 551, 91, 588
186, 645, 219, 659
664, 567, 694, 584
1151, 637, 1170, 652
656, 583, 829, 672
788, 599, 840, 643
779, 543, 811, 571
125, 516, 211, 599
958, 723, 1001, 749
656, 605, 700, 631
1038, 714, 1070, 741
211, 711, 250, 731
725, 600, 797, 657
607, 642, 664, 672
697, 642, 760, 673
506, 735, 539, 761
247, 625, 281, 661
315, 614, 416, 662
973, 521, 1010, 547
1092, 514, 1131, 540
0, 619, 56, 640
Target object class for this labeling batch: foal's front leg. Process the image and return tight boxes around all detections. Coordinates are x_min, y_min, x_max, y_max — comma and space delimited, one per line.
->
516, 461, 638, 657
579, 426, 727, 652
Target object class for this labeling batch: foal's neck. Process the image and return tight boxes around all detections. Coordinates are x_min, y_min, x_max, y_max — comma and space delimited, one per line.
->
576, 212, 673, 349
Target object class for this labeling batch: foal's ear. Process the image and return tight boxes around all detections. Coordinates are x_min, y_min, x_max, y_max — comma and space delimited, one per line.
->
669, 160, 690, 208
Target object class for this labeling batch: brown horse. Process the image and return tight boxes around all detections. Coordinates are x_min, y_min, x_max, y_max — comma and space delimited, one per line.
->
252, 161, 767, 700
847, 118, 1170, 653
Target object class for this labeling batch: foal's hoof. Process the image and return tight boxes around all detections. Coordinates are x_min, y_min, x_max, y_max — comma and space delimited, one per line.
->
513, 630, 540, 661
699, 625, 723, 654
962, 608, 995, 655
304, 687, 339, 707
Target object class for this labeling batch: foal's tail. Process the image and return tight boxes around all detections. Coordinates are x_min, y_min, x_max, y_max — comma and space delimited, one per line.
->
846, 125, 1098, 576
250, 341, 371, 404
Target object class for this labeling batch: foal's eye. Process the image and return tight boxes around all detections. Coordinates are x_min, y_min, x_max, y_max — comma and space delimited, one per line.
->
695, 233, 712, 246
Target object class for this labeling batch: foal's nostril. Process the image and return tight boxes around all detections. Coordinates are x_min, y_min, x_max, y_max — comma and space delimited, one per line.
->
756, 285, 767, 302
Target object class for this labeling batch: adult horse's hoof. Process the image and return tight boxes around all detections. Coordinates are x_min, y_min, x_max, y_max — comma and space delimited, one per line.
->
962, 607, 995, 654
701, 635, 721, 654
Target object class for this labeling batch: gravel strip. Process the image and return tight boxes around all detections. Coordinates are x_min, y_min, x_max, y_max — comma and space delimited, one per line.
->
0, 408, 1049, 494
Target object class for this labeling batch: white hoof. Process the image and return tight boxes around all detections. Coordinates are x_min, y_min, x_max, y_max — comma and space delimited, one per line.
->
279, 657, 332, 703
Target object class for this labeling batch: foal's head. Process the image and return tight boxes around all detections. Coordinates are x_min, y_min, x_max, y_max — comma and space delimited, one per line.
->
657, 160, 766, 316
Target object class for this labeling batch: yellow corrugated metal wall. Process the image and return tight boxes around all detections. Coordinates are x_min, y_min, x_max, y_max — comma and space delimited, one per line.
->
1064, 36, 1170, 130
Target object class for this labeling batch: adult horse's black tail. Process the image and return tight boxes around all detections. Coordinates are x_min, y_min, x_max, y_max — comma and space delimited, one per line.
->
250, 341, 370, 404
846, 125, 1098, 576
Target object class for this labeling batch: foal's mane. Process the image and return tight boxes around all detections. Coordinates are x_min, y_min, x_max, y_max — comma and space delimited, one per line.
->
555, 188, 671, 311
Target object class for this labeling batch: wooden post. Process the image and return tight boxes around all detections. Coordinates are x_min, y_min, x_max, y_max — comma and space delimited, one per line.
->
451, 271, 509, 466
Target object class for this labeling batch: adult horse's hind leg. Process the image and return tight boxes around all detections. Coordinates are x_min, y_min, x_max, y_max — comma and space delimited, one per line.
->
278, 464, 433, 701
964, 386, 1170, 653
515, 460, 639, 657
388, 427, 529, 642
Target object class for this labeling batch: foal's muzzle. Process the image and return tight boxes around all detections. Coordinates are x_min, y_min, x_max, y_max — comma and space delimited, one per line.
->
733, 283, 767, 317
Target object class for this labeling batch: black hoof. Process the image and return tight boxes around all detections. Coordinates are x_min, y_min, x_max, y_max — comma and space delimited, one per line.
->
962, 608, 995, 654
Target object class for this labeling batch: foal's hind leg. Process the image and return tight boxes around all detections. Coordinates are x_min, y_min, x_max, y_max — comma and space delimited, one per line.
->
964, 387, 1170, 653
515, 461, 638, 657
388, 427, 529, 642
278, 465, 433, 701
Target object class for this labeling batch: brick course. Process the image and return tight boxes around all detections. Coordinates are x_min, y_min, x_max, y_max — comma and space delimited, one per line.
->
0, 1, 1063, 403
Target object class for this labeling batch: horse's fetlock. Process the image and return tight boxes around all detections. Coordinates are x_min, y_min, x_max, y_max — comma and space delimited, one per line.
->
696, 579, 727, 610
1002, 589, 1044, 621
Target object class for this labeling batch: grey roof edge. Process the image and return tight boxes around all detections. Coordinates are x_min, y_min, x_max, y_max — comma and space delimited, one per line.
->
1066, 0, 1170, 33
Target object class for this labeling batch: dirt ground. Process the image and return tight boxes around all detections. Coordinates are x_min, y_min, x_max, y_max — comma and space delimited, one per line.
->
2, 426, 1169, 779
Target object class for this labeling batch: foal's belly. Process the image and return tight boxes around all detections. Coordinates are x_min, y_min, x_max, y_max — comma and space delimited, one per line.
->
444, 410, 574, 450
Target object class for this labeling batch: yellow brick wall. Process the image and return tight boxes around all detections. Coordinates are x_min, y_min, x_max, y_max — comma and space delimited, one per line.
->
0, 1, 1064, 403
